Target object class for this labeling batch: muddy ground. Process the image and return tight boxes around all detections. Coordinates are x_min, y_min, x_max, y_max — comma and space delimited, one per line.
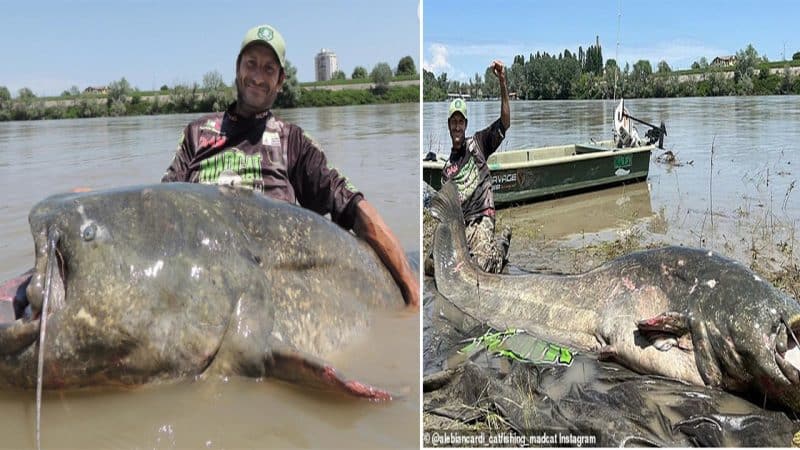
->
422, 180, 800, 446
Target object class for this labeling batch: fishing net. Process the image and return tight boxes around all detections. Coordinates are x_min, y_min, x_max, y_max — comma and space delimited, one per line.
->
423, 279, 800, 447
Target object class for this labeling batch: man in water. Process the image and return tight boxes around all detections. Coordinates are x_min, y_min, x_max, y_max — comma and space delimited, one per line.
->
162, 24, 419, 308
440, 60, 511, 273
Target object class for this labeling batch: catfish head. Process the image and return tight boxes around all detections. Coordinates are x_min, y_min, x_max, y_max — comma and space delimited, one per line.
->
0, 186, 236, 388
0, 191, 92, 363
639, 267, 800, 413
0, 184, 399, 400
718, 294, 800, 414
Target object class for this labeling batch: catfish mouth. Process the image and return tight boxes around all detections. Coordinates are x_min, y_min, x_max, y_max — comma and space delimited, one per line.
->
0, 227, 67, 356
775, 318, 800, 385
14, 227, 67, 324
33, 227, 67, 320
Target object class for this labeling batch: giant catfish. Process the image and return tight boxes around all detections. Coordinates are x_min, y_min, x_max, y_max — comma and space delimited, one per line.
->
429, 182, 800, 412
0, 183, 407, 399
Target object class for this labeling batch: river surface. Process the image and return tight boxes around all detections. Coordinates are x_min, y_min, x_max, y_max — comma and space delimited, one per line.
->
424, 95, 800, 377
425, 96, 800, 264
422, 96, 800, 443
0, 103, 420, 449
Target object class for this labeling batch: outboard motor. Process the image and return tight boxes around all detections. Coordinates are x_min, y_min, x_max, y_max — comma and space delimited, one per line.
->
614, 99, 667, 149
613, 99, 641, 148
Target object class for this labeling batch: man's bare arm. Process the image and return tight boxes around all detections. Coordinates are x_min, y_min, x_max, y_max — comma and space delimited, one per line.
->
352, 200, 420, 310
492, 60, 511, 131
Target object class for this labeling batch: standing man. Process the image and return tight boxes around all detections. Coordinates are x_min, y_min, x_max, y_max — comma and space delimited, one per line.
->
162, 24, 419, 309
441, 60, 511, 273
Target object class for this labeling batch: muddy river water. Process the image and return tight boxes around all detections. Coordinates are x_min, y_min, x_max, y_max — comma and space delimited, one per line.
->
425, 95, 800, 266
0, 103, 420, 449
423, 96, 800, 445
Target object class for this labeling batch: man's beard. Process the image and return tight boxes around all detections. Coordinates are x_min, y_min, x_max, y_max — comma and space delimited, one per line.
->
236, 78, 273, 112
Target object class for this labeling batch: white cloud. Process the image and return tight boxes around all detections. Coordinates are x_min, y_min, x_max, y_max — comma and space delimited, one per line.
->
446, 43, 530, 58
423, 43, 452, 74
427, 39, 595, 77
453, 71, 471, 82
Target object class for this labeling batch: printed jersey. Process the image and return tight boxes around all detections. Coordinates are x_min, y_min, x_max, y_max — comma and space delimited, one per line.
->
162, 103, 363, 229
441, 118, 506, 223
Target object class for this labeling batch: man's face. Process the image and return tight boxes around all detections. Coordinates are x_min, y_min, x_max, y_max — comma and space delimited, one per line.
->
448, 113, 467, 148
235, 44, 285, 115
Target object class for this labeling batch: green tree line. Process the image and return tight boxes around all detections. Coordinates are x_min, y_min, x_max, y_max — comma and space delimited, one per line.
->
0, 56, 418, 122
424, 43, 800, 101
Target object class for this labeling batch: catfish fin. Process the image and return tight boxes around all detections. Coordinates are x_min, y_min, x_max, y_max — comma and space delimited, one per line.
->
429, 182, 464, 226
637, 312, 693, 351
637, 311, 689, 334
266, 340, 396, 401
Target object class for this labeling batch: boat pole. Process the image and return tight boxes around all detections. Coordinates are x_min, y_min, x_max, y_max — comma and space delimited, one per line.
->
613, 0, 621, 101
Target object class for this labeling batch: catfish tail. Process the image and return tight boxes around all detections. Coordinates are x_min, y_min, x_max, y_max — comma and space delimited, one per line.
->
429, 182, 465, 226
430, 182, 475, 281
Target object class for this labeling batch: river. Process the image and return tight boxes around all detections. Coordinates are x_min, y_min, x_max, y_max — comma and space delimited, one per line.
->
0, 103, 420, 449
422, 95, 800, 445
424, 96, 800, 268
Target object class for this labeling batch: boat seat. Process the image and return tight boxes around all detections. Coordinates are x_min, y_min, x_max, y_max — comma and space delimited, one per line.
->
575, 144, 610, 154
490, 152, 531, 164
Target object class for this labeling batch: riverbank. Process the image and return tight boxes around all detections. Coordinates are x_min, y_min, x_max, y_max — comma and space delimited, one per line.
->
0, 79, 419, 122
422, 165, 800, 444
422, 96, 800, 441
424, 57, 800, 101
0, 103, 420, 449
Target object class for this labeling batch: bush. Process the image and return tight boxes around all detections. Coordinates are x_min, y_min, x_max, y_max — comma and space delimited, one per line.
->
295, 85, 418, 108
352, 66, 368, 79
396, 56, 417, 76
370, 62, 393, 94
380, 85, 418, 103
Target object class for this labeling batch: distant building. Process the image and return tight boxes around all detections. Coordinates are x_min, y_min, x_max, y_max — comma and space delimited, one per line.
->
711, 55, 736, 67
315, 49, 339, 81
83, 86, 108, 95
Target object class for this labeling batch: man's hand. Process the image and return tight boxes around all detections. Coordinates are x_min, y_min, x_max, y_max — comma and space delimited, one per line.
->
491, 60, 506, 84
492, 59, 511, 130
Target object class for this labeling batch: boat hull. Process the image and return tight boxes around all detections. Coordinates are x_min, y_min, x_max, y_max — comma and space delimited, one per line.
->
423, 140, 652, 206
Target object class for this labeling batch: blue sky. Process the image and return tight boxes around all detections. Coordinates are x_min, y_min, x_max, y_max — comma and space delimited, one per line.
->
424, 0, 799, 81
2, 0, 420, 97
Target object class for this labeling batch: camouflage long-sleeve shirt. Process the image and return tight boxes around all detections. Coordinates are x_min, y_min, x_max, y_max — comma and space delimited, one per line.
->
162, 102, 363, 229
441, 118, 506, 223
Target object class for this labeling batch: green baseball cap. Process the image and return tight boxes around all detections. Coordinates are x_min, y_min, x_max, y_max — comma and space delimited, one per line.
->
240, 24, 286, 69
448, 98, 467, 120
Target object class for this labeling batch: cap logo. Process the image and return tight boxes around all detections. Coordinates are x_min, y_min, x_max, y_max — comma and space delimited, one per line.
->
455, 99, 463, 108
257, 27, 273, 41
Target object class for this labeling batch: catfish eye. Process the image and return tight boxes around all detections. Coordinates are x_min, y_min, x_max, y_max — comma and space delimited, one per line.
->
82, 223, 97, 241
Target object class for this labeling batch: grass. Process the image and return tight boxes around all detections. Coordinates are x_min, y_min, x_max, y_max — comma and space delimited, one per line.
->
481, 138, 800, 301
424, 140, 800, 437
671, 59, 800, 76
763, 60, 800, 69
300, 74, 418, 87
39, 75, 420, 102
670, 59, 800, 75
578, 142, 800, 295
576, 227, 649, 262
672, 67, 737, 76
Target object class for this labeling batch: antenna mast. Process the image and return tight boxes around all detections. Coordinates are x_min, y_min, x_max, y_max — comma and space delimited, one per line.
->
613, 0, 621, 101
